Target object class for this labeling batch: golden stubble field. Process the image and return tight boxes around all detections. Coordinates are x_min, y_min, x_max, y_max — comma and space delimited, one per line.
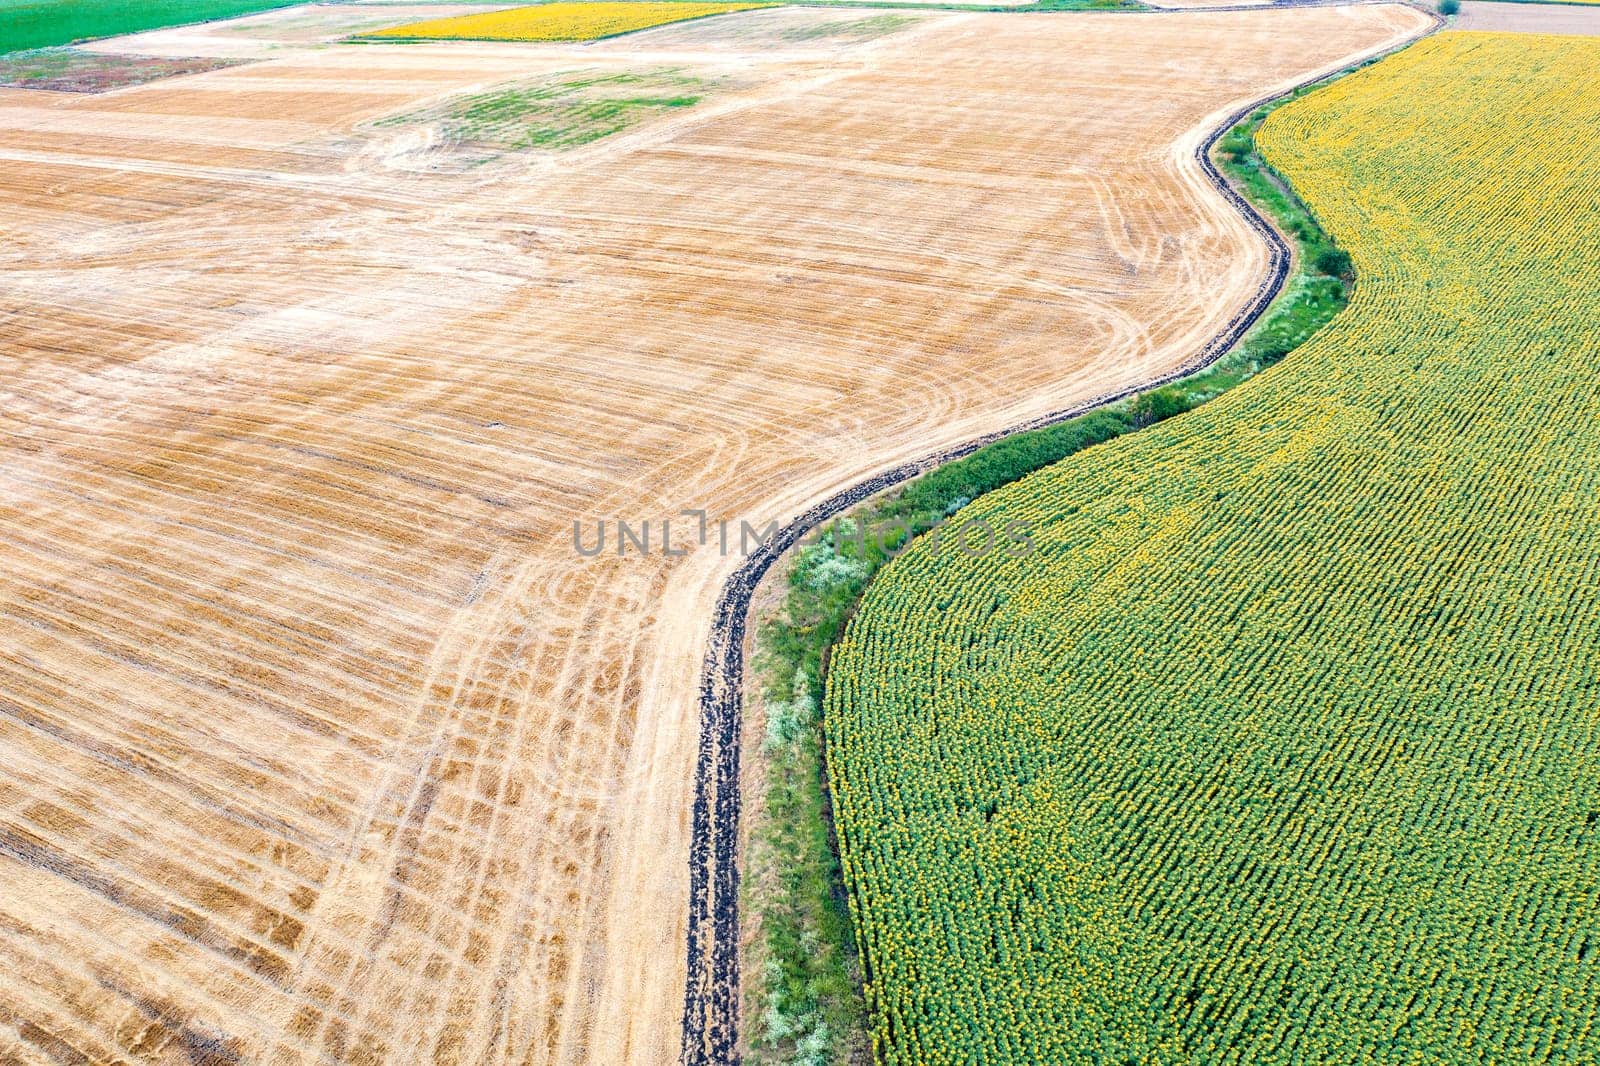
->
0, 3, 1430, 1063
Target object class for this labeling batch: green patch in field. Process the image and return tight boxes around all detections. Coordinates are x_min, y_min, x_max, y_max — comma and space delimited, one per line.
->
0, 0, 306, 55
368, 68, 715, 163
777, 13, 918, 40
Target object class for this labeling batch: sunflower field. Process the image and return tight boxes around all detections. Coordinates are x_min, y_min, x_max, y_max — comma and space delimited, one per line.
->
825, 33, 1600, 1066
364, 2, 773, 43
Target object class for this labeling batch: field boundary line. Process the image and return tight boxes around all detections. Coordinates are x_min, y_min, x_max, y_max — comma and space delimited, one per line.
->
677, 11, 1441, 1064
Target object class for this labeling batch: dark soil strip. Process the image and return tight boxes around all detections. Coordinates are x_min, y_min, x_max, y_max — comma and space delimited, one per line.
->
0, 50, 249, 93
679, 19, 1438, 1064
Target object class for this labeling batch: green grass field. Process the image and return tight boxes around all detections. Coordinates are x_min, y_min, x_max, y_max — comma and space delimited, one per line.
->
0, 0, 305, 54
826, 32, 1600, 1065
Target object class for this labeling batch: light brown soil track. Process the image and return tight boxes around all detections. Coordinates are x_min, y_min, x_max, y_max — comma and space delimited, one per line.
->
0, 5, 1429, 1064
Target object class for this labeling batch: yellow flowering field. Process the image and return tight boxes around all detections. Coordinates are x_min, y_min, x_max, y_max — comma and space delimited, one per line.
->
364, 2, 775, 42
826, 32, 1600, 1066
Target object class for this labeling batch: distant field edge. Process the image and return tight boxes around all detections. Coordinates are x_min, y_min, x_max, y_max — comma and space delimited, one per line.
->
679, 12, 1440, 1066
357, 2, 778, 43
1459, 0, 1600, 7
782, 1, 1144, 13
0, 0, 305, 55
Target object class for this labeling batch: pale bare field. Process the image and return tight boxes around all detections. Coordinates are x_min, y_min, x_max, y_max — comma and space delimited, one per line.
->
1455, 1, 1600, 32
1145, 0, 1271, 10
810, 0, 1034, 7
0, 4, 1430, 1064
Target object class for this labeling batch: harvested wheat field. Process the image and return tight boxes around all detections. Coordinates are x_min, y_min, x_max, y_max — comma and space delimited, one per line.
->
0, 4, 1430, 1064
1145, 0, 1272, 11
1456, 1, 1600, 32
